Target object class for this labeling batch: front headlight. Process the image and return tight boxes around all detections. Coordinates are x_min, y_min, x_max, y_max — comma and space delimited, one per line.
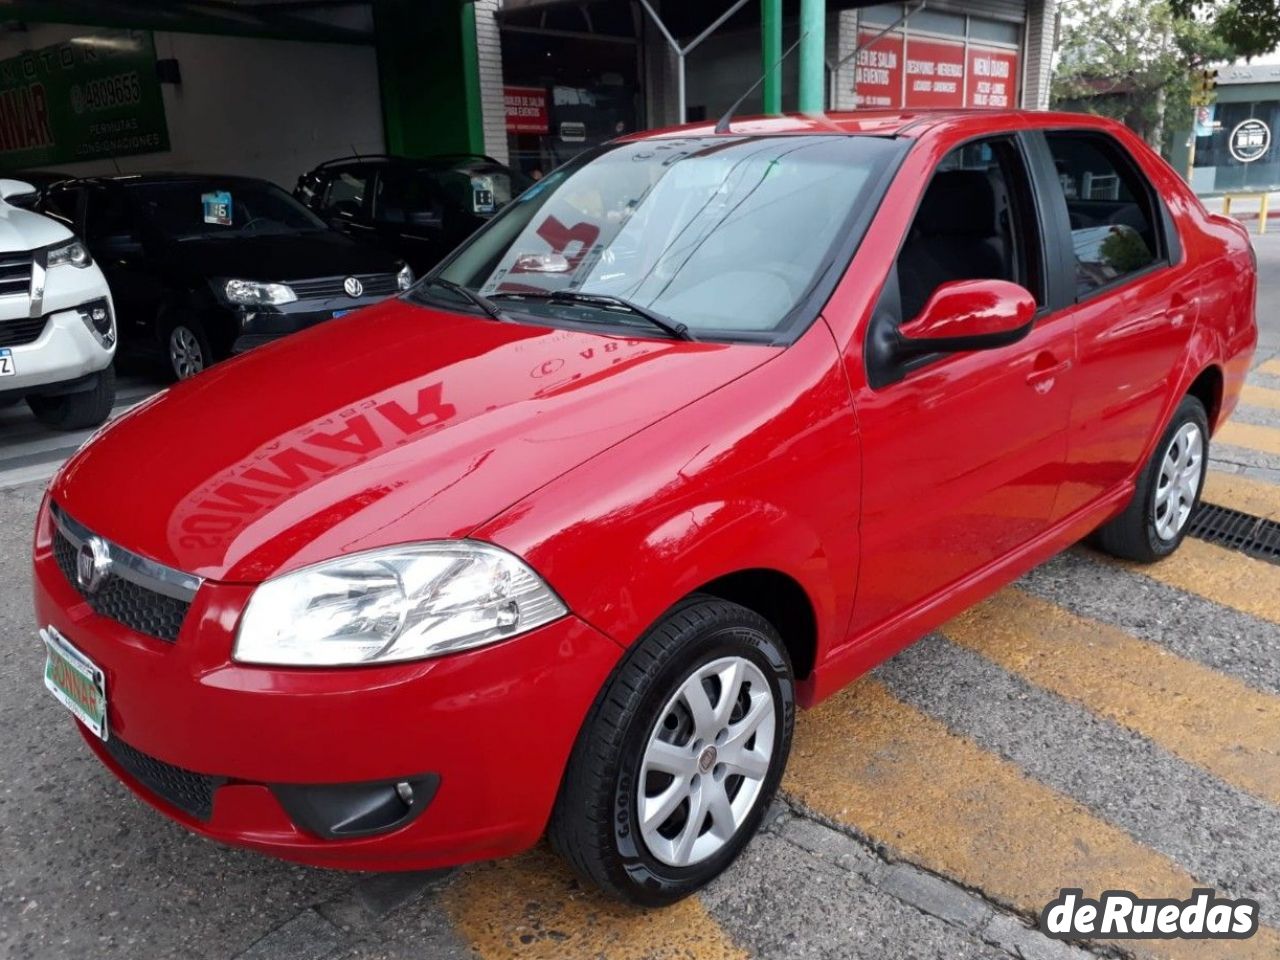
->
224, 278, 297, 306
48, 240, 92, 269
233, 541, 567, 666
396, 264, 414, 291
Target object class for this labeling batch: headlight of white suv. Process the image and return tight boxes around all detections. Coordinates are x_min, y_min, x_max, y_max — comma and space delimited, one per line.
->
48, 240, 92, 268
396, 264, 414, 291
223, 279, 297, 306
234, 541, 567, 666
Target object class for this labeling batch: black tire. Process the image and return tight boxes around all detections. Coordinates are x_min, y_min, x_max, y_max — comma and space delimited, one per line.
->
548, 596, 795, 906
163, 313, 215, 382
1091, 394, 1209, 563
27, 364, 116, 431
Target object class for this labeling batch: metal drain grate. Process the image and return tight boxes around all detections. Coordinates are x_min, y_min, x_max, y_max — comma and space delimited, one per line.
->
1186, 502, 1280, 564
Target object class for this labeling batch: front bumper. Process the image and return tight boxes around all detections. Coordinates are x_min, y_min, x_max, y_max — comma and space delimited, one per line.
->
32, 499, 622, 871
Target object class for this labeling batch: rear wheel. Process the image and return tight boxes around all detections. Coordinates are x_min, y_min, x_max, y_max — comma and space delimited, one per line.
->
1092, 395, 1208, 563
549, 596, 794, 906
27, 365, 116, 431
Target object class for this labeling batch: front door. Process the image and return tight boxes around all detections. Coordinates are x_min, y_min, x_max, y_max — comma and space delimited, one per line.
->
850, 134, 1077, 635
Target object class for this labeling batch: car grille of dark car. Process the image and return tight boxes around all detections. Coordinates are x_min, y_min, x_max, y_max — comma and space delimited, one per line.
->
102, 735, 222, 821
289, 273, 399, 300
52, 529, 191, 643
0, 315, 47, 347
0, 253, 32, 298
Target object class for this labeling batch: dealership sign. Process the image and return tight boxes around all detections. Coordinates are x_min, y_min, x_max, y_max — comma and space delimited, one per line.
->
854, 30, 1020, 110
1229, 119, 1271, 163
504, 85, 549, 134
0, 29, 169, 168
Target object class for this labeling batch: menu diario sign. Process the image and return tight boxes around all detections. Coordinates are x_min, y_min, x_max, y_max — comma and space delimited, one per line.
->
854, 30, 1020, 111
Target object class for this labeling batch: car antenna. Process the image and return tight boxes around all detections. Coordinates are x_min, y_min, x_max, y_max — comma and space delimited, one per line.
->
714, 32, 806, 135
350, 143, 361, 158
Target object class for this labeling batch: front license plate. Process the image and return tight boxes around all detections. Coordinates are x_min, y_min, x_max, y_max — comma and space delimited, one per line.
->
41, 626, 108, 740
0, 348, 14, 376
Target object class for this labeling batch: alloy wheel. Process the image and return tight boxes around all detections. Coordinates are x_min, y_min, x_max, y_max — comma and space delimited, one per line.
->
637, 655, 776, 868
169, 326, 205, 380
1153, 421, 1203, 541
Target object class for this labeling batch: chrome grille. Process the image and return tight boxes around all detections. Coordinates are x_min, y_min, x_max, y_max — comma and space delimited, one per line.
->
48, 502, 202, 643
0, 253, 31, 298
289, 273, 399, 300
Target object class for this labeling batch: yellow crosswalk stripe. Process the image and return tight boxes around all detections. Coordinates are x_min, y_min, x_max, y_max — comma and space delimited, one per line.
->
1216, 420, 1280, 457
785, 680, 1280, 959
1204, 469, 1280, 521
1258, 357, 1280, 378
1240, 383, 1280, 411
1106, 538, 1280, 624
943, 589, 1280, 806
441, 845, 747, 960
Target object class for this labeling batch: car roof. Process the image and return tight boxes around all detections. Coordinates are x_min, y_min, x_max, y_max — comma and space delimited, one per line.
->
623, 109, 1130, 142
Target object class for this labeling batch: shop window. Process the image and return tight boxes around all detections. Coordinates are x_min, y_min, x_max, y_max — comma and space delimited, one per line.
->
969, 17, 1022, 46
1044, 132, 1162, 298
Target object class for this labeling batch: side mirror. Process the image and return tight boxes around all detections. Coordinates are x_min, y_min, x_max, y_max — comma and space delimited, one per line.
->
0, 179, 36, 203
896, 279, 1036, 356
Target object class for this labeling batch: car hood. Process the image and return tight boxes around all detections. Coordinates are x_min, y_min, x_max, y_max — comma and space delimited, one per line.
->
170, 231, 400, 281
51, 301, 777, 582
0, 200, 71, 251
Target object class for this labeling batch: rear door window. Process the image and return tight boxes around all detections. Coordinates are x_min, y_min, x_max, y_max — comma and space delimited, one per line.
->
1043, 132, 1164, 297
321, 167, 371, 221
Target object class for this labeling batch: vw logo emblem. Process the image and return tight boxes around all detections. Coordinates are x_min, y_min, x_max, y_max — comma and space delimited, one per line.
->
76, 537, 112, 594
343, 276, 364, 298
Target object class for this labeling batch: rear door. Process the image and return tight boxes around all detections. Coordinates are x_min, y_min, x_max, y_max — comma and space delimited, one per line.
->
850, 133, 1077, 635
1030, 129, 1198, 520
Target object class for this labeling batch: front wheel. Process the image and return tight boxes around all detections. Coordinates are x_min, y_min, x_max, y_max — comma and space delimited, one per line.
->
1092, 394, 1209, 563
27, 365, 116, 431
549, 596, 794, 906
165, 316, 214, 382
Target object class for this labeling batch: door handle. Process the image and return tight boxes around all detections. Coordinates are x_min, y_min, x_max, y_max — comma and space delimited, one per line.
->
1026, 356, 1072, 395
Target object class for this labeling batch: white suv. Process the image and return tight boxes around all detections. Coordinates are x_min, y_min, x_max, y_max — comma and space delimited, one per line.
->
0, 178, 116, 430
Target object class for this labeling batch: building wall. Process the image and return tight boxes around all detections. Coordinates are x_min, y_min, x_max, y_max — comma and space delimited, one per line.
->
0, 24, 383, 189
474, 0, 510, 163
1022, 0, 1056, 110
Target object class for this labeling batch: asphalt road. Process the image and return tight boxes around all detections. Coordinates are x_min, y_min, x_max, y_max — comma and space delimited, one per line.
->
2, 238, 1280, 959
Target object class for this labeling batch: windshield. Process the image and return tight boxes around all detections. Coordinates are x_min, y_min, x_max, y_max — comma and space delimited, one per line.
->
131, 180, 328, 240
429, 135, 901, 340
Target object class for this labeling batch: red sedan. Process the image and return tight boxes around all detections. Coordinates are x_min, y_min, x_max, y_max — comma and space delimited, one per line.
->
33, 110, 1256, 906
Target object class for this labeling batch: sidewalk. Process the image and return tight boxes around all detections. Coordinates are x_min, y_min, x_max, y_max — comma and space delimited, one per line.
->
1199, 190, 1280, 222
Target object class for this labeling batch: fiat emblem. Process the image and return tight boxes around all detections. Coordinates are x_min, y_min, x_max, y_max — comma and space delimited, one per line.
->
76, 537, 112, 594
343, 276, 364, 298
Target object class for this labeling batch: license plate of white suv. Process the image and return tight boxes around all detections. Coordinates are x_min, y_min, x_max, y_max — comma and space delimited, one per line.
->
0, 348, 13, 376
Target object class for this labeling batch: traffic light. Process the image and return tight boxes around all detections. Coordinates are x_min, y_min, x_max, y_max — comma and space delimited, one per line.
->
1190, 67, 1219, 107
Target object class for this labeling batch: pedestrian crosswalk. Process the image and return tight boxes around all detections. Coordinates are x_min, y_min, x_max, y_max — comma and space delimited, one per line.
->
0, 374, 162, 490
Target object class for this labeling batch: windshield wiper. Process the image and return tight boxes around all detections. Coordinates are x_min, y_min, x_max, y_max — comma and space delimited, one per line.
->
418, 277, 510, 323
491, 290, 695, 341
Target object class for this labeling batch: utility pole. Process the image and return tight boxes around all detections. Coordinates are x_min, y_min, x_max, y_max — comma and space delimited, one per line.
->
798, 0, 825, 114
1187, 66, 1219, 184
761, 0, 782, 115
